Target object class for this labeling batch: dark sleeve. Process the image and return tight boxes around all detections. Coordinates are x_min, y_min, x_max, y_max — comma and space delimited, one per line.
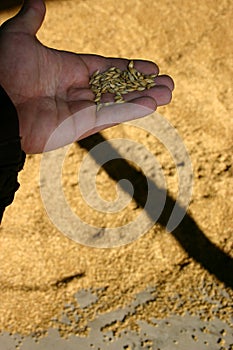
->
0, 85, 26, 224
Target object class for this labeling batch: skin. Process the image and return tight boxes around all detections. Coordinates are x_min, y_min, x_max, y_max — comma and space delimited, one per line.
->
0, 0, 174, 154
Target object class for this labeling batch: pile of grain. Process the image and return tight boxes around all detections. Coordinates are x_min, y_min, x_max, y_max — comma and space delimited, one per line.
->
89, 60, 157, 110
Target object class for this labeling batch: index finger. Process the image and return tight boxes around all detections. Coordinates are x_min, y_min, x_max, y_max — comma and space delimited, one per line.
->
79, 54, 160, 76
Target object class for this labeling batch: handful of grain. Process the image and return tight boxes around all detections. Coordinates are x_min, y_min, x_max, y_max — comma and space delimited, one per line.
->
89, 60, 158, 111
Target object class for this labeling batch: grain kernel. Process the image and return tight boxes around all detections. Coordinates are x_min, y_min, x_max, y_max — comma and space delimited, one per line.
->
89, 60, 158, 110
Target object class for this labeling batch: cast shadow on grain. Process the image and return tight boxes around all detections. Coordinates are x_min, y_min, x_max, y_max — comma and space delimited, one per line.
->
77, 134, 233, 290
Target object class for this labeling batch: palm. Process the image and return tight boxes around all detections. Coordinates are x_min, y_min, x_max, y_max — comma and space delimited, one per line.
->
0, 0, 174, 154
0, 30, 95, 153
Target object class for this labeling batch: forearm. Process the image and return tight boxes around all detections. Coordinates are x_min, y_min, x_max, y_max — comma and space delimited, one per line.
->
0, 85, 25, 224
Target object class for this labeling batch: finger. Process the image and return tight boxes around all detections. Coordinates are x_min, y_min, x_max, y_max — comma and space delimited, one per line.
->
100, 85, 172, 106
77, 97, 157, 140
63, 97, 156, 145
2, 0, 46, 35
155, 75, 175, 91
95, 97, 157, 127
123, 85, 172, 106
80, 54, 159, 76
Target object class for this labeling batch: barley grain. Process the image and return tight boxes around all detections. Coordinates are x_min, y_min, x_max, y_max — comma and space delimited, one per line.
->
89, 60, 158, 110
139, 80, 148, 87
147, 82, 156, 89
137, 86, 146, 91
129, 74, 135, 83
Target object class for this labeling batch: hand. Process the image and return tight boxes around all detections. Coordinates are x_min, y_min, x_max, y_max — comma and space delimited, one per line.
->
0, 0, 174, 154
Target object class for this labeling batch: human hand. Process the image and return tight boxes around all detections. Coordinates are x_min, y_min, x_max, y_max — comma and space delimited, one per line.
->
0, 0, 174, 154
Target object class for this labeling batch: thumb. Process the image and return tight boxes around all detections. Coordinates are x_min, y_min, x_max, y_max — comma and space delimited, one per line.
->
2, 0, 46, 36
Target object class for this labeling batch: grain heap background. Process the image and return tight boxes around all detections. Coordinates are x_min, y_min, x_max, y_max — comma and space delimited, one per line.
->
0, 0, 232, 344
